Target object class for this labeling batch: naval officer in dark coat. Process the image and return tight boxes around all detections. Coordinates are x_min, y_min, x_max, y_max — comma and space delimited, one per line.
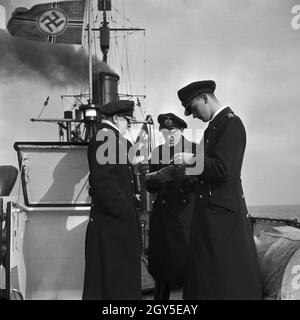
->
176, 80, 263, 300
83, 100, 142, 300
145, 113, 196, 300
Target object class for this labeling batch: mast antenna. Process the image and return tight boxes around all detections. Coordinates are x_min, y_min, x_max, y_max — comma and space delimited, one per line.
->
97, 0, 145, 63
99, 0, 111, 63
87, 0, 93, 102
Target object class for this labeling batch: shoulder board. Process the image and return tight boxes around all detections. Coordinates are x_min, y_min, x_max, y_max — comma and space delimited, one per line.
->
227, 113, 235, 118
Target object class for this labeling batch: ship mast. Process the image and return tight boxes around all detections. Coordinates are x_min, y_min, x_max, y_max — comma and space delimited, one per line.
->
31, 0, 149, 143
99, 0, 110, 63
87, 0, 93, 102
78, 0, 98, 142
97, 0, 145, 63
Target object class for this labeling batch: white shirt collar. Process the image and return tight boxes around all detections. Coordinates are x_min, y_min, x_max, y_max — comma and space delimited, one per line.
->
101, 119, 133, 144
101, 119, 122, 135
210, 106, 228, 122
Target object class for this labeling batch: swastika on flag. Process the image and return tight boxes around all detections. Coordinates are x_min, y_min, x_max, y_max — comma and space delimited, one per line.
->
37, 8, 68, 36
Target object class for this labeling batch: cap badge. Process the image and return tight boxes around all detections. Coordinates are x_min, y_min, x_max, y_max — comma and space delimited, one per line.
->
164, 118, 173, 127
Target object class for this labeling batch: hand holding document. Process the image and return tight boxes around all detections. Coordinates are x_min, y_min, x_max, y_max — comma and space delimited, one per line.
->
173, 152, 195, 166
158, 165, 186, 182
174, 138, 204, 175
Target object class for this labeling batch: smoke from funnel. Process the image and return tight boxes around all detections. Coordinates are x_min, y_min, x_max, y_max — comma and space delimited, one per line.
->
0, 30, 114, 87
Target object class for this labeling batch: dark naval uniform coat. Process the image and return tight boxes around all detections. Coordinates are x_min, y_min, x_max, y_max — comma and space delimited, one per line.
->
83, 122, 142, 300
184, 107, 263, 300
146, 137, 196, 286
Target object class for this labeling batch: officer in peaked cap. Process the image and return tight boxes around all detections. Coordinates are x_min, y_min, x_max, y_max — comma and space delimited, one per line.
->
83, 100, 142, 300
100, 100, 135, 118
177, 80, 216, 117
157, 113, 188, 130
174, 81, 263, 300
145, 112, 196, 300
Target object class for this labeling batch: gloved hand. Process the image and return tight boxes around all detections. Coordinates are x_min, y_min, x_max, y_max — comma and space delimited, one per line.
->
145, 165, 186, 192
158, 165, 186, 182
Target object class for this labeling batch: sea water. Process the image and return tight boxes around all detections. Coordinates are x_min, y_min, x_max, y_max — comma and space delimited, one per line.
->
248, 204, 300, 221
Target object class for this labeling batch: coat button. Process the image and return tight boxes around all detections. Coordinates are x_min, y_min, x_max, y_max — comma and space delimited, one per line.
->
182, 199, 186, 203
180, 189, 184, 193
131, 180, 134, 183
90, 218, 93, 222
199, 194, 203, 199
206, 139, 209, 143
199, 180, 204, 185
213, 126, 216, 130
162, 200, 166, 204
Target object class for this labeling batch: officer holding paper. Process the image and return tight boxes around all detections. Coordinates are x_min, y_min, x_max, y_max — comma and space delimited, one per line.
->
176, 80, 263, 300
145, 113, 196, 300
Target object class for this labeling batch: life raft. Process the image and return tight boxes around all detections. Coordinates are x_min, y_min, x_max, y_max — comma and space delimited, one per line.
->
254, 225, 300, 300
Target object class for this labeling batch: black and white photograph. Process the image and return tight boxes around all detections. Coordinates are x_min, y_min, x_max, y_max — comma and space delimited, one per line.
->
0, 0, 300, 306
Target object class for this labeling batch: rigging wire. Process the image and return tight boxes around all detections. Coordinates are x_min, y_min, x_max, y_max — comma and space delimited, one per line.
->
122, 0, 125, 29
92, 4, 98, 74
117, 1, 148, 137
123, 32, 130, 95
109, 12, 117, 69
143, 30, 146, 106
112, 5, 141, 29
110, 1, 146, 96
79, 2, 90, 102
85, 1, 148, 123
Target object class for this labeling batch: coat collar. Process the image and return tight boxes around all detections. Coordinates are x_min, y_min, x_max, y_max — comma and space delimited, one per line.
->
96, 121, 133, 147
207, 106, 233, 129
101, 120, 122, 136
210, 105, 229, 121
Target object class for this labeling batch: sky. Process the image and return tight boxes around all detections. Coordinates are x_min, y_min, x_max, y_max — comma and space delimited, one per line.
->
0, 0, 300, 206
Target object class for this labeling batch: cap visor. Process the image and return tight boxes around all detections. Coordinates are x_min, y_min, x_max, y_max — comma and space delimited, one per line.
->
123, 115, 136, 122
184, 109, 192, 116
